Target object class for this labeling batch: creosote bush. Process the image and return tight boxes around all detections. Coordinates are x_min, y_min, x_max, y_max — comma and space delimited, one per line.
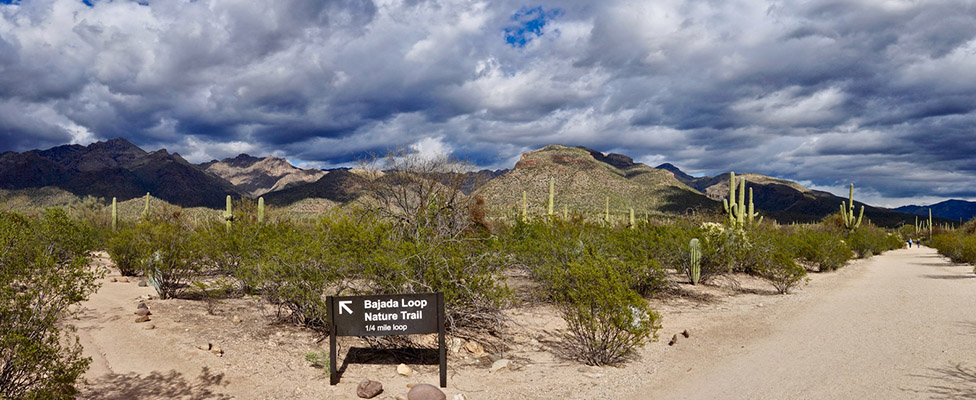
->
0, 209, 100, 399
551, 253, 659, 366
105, 224, 141, 276
134, 216, 203, 300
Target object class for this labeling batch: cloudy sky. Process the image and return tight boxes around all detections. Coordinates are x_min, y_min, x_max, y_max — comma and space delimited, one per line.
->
1, 0, 975, 206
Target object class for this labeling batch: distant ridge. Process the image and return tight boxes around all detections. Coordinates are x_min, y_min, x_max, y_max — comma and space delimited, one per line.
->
200, 153, 326, 197
653, 163, 944, 227
894, 199, 976, 222
0, 138, 241, 208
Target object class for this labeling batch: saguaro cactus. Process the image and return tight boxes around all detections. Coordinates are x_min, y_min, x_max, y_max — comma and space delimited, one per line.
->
223, 195, 233, 231
143, 192, 150, 219
258, 196, 265, 224
929, 208, 933, 237
547, 177, 555, 217
111, 197, 118, 231
629, 208, 635, 229
521, 191, 528, 222
689, 238, 702, 285
840, 183, 864, 232
722, 172, 761, 227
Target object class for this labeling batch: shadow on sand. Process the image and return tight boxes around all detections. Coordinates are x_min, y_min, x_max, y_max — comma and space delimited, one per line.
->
80, 367, 232, 400
907, 362, 976, 399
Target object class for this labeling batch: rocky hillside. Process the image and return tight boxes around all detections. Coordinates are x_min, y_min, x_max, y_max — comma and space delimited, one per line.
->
262, 169, 369, 206
0, 138, 242, 208
476, 145, 717, 219
200, 154, 326, 197
655, 164, 941, 227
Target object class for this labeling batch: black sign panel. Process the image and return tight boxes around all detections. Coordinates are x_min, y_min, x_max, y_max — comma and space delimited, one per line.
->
327, 292, 446, 388
331, 293, 439, 336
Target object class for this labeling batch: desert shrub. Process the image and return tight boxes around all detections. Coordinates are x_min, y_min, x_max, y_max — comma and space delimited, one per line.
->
246, 219, 345, 328
597, 226, 671, 296
105, 224, 142, 276
787, 227, 852, 272
685, 222, 750, 281
846, 225, 902, 259
549, 253, 659, 366
747, 227, 808, 294
0, 209, 100, 399
931, 233, 976, 266
135, 218, 203, 299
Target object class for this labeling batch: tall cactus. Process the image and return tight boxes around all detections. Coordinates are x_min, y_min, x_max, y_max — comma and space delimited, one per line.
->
840, 183, 864, 232
629, 208, 635, 229
223, 195, 233, 231
521, 191, 528, 222
689, 238, 702, 285
547, 177, 555, 217
928, 208, 933, 237
257, 196, 265, 224
142, 192, 150, 219
111, 197, 118, 231
722, 172, 761, 227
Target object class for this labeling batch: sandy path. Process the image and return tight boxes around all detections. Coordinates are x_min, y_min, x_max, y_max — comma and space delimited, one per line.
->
70, 248, 976, 399
637, 247, 976, 399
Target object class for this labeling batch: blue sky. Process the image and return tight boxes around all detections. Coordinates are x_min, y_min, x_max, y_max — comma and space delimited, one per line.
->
1, 0, 976, 207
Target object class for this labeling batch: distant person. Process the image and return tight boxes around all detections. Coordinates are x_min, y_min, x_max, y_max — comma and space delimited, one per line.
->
908, 238, 913, 248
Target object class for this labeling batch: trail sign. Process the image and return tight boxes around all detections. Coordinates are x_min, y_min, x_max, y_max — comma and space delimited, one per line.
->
327, 292, 446, 387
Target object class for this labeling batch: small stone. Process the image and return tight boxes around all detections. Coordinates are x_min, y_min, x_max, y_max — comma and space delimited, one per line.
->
143, 324, 156, 330
681, 329, 690, 338
582, 370, 604, 379
757, 303, 764, 307
407, 383, 446, 400
138, 280, 148, 287
137, 302, 148, 310
210, 345, 224, 357
489, 359, 512, 373
464, 340, 484, 356
134, 308, 151, 316
119, 277, 129, 283
232, 315, 242, 323
452, 394, 467, 400
395, 394, 409, 400
668, 334, 678, 346
397, 363, 413, 376
110, 277, 118, 282
135, 315, 151, 323
448, 337, 464, 354
357, 379, 383, 399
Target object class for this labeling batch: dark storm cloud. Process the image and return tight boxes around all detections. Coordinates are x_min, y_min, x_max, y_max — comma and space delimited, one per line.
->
2, 0, 976, 205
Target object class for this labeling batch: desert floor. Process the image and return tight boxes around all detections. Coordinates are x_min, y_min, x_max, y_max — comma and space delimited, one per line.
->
74, 246, 976, 399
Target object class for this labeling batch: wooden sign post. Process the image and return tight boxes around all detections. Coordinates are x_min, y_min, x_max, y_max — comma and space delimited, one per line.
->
327, 292, 446, 387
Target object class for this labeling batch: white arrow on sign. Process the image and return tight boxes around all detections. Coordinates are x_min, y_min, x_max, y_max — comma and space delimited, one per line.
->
338, 301, 353, 315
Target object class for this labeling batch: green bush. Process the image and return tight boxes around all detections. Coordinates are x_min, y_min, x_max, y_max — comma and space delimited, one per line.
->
550, 253, 659, 365
135, 218, 203, 299
0, 209, 100, 399
748, 227, 808, 294
847, 225, 903, 259
105, 225, 142, 276
786, 227, 852, 272
931, 232, 976, 266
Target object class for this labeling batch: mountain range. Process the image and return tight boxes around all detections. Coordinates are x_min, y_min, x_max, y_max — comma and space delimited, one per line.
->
0, 138, 969, 226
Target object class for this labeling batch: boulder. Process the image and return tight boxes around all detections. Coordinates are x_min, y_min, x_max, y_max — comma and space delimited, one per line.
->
407, 384, 445, 400
357, 379, 383, 399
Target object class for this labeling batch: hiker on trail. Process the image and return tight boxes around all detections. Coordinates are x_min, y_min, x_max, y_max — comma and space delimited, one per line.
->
908, 238, 913, 248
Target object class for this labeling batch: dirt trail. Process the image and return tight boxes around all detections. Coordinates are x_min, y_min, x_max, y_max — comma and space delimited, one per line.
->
637, 247, 976, 399
71, 248, 976, 399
